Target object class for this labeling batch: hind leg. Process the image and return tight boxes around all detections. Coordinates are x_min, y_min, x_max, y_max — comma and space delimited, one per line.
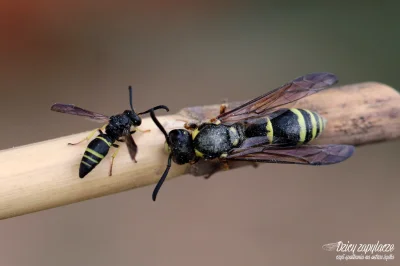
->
109, 143, 121, 176
204, 161, 230, 179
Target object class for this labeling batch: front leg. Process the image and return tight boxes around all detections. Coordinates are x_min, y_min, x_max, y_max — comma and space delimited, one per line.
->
175, 119, 199, 130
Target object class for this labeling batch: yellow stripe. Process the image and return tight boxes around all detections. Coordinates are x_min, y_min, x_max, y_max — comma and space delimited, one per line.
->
192, 128, 200, 140
265, 117, 273, 144
195, 149, 204, 158
86, 148, 105, 159
81, 161, 92, 168
96, 136, 112, 147
318, 115, 324, 134
305, 110, 317, 140
229, 127, 237, 135
322, 116, 327, 131
229, 127, 239, 146
83, 155, 99, 164
290, 108, 306, 144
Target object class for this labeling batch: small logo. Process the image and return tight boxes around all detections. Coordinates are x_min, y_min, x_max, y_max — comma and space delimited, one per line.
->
322, 242, 339, 252
322, 241, 395, 261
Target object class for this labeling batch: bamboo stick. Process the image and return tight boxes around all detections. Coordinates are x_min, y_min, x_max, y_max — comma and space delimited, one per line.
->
0, 81, 399, 220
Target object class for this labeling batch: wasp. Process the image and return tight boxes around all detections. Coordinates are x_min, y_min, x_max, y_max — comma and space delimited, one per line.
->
148, 72, 355, 201
51, 86, 168, 178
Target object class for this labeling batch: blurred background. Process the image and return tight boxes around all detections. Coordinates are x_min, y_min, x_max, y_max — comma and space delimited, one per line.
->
0, 1, 399, 265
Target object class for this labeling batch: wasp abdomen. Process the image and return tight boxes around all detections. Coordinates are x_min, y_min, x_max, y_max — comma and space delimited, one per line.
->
245, 108, 325, 145
79, 135, 113, 178
244, 117, 274, 143
271, 108, 325, 145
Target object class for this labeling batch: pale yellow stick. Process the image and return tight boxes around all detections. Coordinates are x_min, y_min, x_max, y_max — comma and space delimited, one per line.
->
0, 82, 399, 220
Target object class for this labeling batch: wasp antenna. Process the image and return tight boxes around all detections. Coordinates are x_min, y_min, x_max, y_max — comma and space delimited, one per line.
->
152, 154, 172, 201
138, 105, 169, 115
153, 105, 169, 112
128, 86, 134, 111
147, 108, 169, 143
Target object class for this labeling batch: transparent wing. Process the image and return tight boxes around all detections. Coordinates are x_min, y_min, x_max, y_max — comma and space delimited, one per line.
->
227, 144, 354, 165
217, 73, 337, 124
51, 103, 109, 123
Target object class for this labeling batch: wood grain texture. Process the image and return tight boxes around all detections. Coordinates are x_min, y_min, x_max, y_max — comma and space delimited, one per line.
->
0, 82, 399, 220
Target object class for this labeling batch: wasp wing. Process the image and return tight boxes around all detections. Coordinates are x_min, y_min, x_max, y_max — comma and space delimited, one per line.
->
51, 103, 109, 122
227, 144, 354, 165
125, 134, 138, 163
216, 72, 338, 124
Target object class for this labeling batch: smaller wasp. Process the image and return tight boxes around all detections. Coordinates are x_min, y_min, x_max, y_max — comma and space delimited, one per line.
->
51, 86, 168, 178
148, 73, 355, 201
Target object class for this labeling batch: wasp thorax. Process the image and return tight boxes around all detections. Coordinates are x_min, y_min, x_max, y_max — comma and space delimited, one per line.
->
168, 129, 196, 165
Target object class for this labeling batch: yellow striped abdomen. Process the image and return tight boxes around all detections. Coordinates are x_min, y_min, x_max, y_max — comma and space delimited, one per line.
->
243, 108, 325, 146
270, 108, 325, 145
79, 135, 112, 178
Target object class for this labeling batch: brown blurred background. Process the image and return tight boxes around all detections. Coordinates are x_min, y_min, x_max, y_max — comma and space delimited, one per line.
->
0, 1, 399, 265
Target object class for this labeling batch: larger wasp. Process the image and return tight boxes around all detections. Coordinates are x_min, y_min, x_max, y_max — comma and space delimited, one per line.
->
51, 86, 168, 178
148, 72, 355, 201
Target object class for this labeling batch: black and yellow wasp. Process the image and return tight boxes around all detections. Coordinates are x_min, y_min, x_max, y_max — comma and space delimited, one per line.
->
51, 86, 168, 178
148, 72, 355, 200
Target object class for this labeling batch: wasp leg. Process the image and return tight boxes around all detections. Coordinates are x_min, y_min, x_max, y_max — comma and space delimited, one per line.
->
176, 119, 199, 130
203, 161, 230, 179
221, 161, 230, 171
174, 118, 199, 130
204, 161, 257, 179
184, 122, 198, 130
209, 101, 228, 124
219, 103, 228, 115
109, 144, 121, 176
203, 166, 218, 179
136, 127, 151, 133
68, 124, 107, 146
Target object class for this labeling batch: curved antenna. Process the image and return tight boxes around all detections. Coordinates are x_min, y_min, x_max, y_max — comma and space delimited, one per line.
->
138, 105, 169, 115
145, 108, 172, 201
128, 86, 134, 111
152, 154, 172, 201
146, 108, 169, 143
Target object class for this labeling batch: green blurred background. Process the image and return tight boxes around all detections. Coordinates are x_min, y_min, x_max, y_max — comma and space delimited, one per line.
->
0, 1, 399, 266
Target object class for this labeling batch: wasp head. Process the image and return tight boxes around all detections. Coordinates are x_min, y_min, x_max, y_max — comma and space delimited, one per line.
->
123, 110, 142, 126
166, 129, 196, 165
